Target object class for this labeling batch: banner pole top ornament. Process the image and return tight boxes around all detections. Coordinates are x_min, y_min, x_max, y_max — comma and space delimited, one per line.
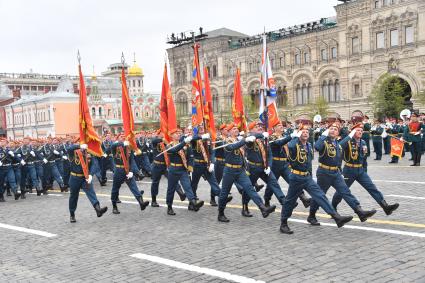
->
77, 50, 81, 65
121, 52, 125, 66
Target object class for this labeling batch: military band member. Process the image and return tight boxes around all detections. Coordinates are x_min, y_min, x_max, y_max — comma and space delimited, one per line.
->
280, 124, 353, 235
166, 128, 204, 215
67, 143, 108, 223
331, 123, 399, 215
404, 112, 424, 166
110, 134, 149, 214
389, 119, 401, 164
307, 121, 376, 226
371, 119, 384, 160
217, 124, 276, 222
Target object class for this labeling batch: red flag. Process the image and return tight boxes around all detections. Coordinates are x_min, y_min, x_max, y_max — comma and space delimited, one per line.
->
191, 43, 204, 132
232, 68, 247, 132
121, 67, 139, 153
267, 102, 280, 129
78, 64, 103, 157
203, 67, 216, 141
390, 137, 404, 158
159, 63, 177, 143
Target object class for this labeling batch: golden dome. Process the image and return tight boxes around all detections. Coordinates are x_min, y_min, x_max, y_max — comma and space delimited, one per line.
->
128, 62, 143, 77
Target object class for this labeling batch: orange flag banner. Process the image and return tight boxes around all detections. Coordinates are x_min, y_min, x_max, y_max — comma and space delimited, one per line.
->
159, 63, 177, 143
232, 68, 247, 132
78, 64, 103, 157
390, 137, 404, 158
121, 67, 139, 153
267, 102, 280, 129
203, 67, 216, 141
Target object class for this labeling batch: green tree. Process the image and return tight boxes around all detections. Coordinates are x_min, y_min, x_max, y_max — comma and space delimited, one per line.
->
370, 74, 410, 119
303, 96, 329, 119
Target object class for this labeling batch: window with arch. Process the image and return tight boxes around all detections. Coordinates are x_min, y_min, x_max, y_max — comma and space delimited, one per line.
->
91, 107, 96, 117
304, 52, 310, 64
322, 79, 341, 102
177, 93, 188, 116
212, 90, 219, 113
99, 107, 103, 117
294, 53, 300, 65
276, 86, 288, 107
176, 72, 180, 85
182, 71, 186, 83
207, 66, 211, 78
212, 65, 217, 78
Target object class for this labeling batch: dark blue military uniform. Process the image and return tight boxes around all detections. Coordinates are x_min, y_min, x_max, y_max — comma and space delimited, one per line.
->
15, 144, 41, 195
39, 143, 65, 190
100, 139, 115, 184
362, 122, 371, 157
0, 146, 20, 201
136, 137, 152, 176
371, 124, 384, 160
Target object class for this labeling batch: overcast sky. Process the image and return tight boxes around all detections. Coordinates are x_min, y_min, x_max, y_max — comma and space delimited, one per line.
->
0, 0, 340, 92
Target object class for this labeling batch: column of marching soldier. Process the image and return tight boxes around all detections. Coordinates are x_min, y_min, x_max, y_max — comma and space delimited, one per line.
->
5, 113, 425, 234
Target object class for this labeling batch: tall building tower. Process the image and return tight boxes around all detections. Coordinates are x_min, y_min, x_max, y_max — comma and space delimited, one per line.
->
127, 53, 144, 97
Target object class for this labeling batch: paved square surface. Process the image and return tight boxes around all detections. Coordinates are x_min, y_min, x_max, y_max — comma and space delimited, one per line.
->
1, 156, 424, 282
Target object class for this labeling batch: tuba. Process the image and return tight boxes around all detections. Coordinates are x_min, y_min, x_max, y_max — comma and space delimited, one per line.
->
400, 109, 411, 121
313, 114, 322, 124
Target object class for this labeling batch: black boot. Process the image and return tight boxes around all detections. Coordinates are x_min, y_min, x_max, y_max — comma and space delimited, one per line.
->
20, 189, 26, 199
299, 193, 311, 208
167, 205, 176, 215
331, 213, 353, 228
0, 194, 5, 202
36, 188, 42, 196
379, 200, 399, 215
94, 203, 108, 217
307, 212, 320, 226
14, 191, 21, 200
254, 183, 264, 192
176, 187, 186, 201
112, 203, 120, 214
241, 204, 253, 217
354, 206, 377, 222
42, 187, 48, 195
259, 204, 276, 218
226, 195, 233, 203
218, 209, 229, 222
264, 199, 270, 207
151, 196, 159, 207
136, 196, 149, 211
188, 199, 204, 212
210, 196, 218, 207
6, 187, 11, 196
116, 197, 121, 203
279, 219, 293, 234
100, 179, 107, 186
70, 212, 76, 223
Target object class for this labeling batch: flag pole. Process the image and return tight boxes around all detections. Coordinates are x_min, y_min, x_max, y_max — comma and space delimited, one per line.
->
262, 33, 269, 167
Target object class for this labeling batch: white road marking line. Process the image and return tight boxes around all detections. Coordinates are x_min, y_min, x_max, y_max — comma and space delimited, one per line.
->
118, 200, 425, 238
107, 180, 152, 184
28, 193, 63, 197
288, 219, 425, 238
0, 223, 57, 238
130, 253, 266, 283
374, 180, 425, 184
386, 194, 425, 200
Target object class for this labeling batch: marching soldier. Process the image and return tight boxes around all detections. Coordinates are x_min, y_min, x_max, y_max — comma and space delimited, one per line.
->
362, 115, 371, 157
404, 112, 424, 166
331, 123, 399, 216
217, 124, 276, 222
100, 133, 115, 186
280, 123, 353, 235
269, 121, 311, 208
67, 143, 108, 223
166, 128, 204, 215
110, 134, 149, 214
150, 130, 186, 207
39, 140, 67, 193
0, 139, 21, 201
388, 119, 401, 164
307, 121, 376, 226
15, 137, 42, 197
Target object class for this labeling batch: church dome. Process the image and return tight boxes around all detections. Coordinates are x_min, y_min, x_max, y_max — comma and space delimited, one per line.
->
128, 62, 143, 77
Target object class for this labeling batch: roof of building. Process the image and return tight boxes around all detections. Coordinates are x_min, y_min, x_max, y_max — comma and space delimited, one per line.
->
8, 91, 78, 107
128, 61, 143, 77
206, 28, 248, 38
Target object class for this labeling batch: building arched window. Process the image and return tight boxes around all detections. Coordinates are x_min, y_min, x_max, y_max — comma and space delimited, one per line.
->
296, 84, 302, 105
176, 72, 180, 85
177, 93, 188, 116
302, 83, 309, 104
276, 86, 288, 107
212, 65, 217, 78
92, 107, 96, 117
322, 80, 329, 102
335, 79, 341, 101
182, 71, 186, 83
99, 107, 103, 117
212, 90, 219, 113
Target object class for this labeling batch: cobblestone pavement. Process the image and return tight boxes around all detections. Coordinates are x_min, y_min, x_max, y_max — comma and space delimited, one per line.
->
0, 156, 424, 282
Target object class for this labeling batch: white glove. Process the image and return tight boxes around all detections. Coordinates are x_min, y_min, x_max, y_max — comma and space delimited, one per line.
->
237, 136, 244, 141
8, 151, 14, 157
184, 135, 193, 143
103, 153, 107, 158
208, 163, 214, 172
322, 129, 330, 137
30, 151, 35, 157
126, 171, 134, 179
146, 142, 150, 147
86, 175, 93, 184
239, 131, 245, 136
43, 158, 48, 164
80, 144, 88, 150
262, 132, 269, 139
314, 128, 320, 133
290, 131, 298, 138
123, 141, 130, 146
349, 129, 357, 138
20, 160, 26, 166
264, 167, 271, 175
245, 136, 256, 143
62, 156, 68, 160
53, 150, 60, 155
0, 161, 2, 166
201, 133, 210, 140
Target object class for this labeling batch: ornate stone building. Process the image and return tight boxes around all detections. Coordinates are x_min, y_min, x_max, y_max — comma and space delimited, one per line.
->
167, 0, 425, 122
